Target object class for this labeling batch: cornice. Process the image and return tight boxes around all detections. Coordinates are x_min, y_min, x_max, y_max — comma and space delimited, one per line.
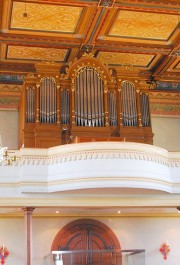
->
12, 142, 179, 167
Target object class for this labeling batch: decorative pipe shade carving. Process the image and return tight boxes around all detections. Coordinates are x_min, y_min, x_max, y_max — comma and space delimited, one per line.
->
75, 67, 105, 127
121, 81, 138, 126
39, 77, 57, 124
26, 86, 35, 123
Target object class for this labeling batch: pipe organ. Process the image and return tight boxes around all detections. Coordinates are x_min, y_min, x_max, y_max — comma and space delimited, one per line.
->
19, 54, 153, 148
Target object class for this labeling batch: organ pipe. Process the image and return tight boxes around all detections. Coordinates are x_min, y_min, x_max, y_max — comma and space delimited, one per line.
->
140, 93, 150, 127
108, 91, 117, 126
75, 67, 105, 127
121, 81, 138, 126
39, 77, 57, 124
61, 89, 70, 124
71, 80, 76, 125
56, 85, 60, 124
26, 86, 35, 123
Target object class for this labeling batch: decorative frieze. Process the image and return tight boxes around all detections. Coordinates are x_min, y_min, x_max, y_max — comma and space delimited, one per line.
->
5, 142, 180, 167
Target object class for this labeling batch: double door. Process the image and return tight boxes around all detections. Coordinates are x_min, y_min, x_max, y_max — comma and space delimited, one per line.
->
53, 219, 121, 265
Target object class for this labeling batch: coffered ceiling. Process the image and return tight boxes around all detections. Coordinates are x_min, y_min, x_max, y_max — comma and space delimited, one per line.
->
0, 0, 180, 82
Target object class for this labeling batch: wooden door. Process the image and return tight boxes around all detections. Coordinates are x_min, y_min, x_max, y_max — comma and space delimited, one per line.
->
52, 219, 121, 265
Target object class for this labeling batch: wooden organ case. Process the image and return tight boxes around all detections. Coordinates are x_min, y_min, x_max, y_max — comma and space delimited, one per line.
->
19, 54, 153, 148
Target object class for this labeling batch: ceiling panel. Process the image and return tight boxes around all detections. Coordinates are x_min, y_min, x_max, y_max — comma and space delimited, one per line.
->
97, 52, 155, 67
0, 0, 180, 83
11, 2, 83, 33
108, 10, 179, 40
7, 45, 69, 62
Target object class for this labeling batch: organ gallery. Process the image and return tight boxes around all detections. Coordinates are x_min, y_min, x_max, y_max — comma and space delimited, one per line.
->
19, 53, 153, 148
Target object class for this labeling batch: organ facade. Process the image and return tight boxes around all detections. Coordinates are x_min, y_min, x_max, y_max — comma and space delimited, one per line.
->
19, 54, 153, 148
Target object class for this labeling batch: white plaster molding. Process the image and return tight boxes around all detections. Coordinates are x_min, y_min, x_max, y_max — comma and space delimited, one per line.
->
13, 142, 180, 167
0, 143, 180, 197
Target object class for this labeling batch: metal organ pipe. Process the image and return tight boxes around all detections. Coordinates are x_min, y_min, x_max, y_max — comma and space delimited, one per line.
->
46, 78, 49, 123
91, 70, 95, 126
67, 90, 70, 124
26, 88, 29, 123
75, 67, 105, 127
61, 89, 70, 125
87, 68, 91, 126
31, 88, 35, 123
121, 84, 126, 126
97, 74, 101, 126
100, 77, 104, 126
129, 83, 133, 125
84, 68, 88, 126
53, 80, 56, 123
40, 77, 57, 124
51, 79, 53, 123
26, 87, 35, 123
108, 92, 117, 126
43, 78, 46, 123
76, 71, 81, 125
75, 77, 78, 125
141, 93, 150, 127
121, 81, 138, 126
39, 82, 42, 123
94, 70, 98, 126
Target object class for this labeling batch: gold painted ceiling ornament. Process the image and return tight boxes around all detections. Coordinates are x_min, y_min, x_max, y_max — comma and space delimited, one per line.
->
98, 0, 115, 7
82, 52, 94, 58
80, 44, 94, 54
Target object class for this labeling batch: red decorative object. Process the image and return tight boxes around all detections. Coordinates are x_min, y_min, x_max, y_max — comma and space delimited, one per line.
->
159, 243, 170, 260
0, 245, 9, 264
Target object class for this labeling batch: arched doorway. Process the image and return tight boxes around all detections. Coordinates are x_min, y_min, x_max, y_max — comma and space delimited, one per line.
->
51, 219, 121, 265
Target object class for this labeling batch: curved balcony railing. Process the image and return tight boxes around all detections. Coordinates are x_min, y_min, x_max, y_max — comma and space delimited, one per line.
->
0, 142, 180, 203
43, 249, 145, 265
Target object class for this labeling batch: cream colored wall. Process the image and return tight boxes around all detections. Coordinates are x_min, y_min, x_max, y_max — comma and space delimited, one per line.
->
26, 216, 180, 265
0, 216, 180, 265
0, 110, 180, 151
0, 110, 18, 149
0, 218, 24, 265
151, 116, 180, 151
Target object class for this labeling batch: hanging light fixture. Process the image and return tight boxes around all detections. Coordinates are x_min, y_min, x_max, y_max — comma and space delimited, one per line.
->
23, 0, 28, 18
177, 207, 180, 213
